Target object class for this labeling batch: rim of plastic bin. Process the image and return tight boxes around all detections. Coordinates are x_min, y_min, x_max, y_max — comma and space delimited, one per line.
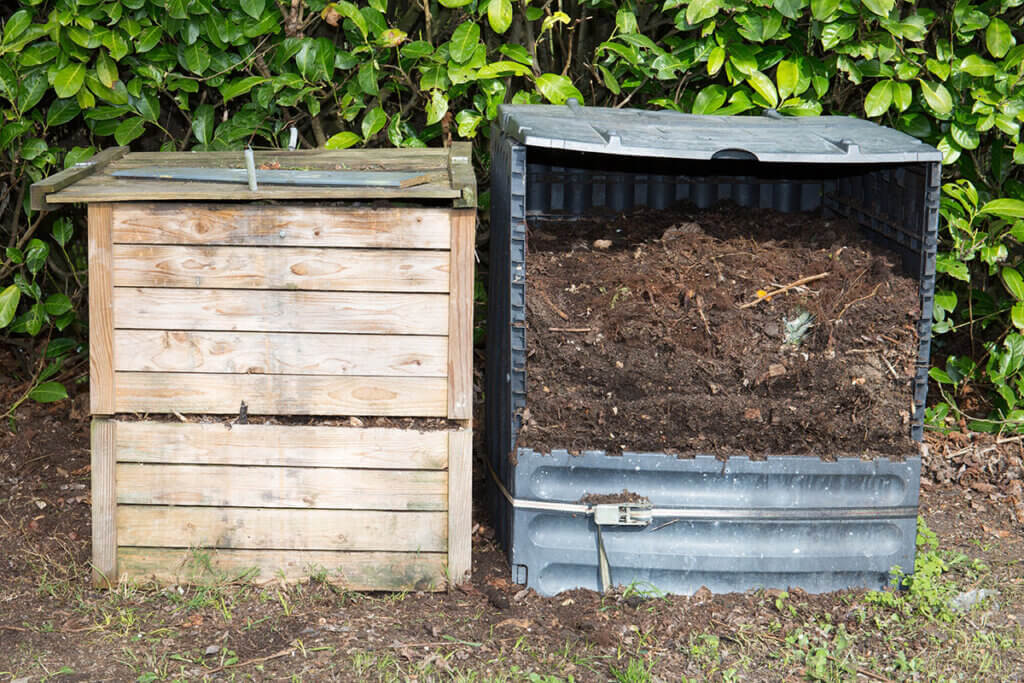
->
497, 102, 942, 164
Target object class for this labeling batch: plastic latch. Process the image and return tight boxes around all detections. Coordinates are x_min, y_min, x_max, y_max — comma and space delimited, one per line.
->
592, 503, 653, 527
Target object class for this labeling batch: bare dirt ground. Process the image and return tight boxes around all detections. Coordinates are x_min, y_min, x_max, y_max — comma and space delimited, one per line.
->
1, 363, 1023, 681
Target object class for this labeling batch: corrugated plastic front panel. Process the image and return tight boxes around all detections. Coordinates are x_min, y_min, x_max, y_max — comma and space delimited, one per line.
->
509, 451, 920, 596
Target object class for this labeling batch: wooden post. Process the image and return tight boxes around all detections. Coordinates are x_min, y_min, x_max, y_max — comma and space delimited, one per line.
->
447, 428, 472, 585
91, 418, 117, 587
447, 209, 475, 420
88, 203, 115, 415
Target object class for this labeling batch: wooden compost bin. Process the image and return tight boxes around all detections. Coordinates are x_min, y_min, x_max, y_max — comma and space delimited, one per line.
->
32, 145, 476, 590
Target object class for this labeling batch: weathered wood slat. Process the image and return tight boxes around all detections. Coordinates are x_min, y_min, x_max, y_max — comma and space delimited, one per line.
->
113, 288, 448, 335
45, 174, 458, 204
91, 419, 117, 587
114, 421, 450, 469
117, 507, 447, 552
110, 205, 453, 249
89, 203, 116, 415
31, 147, 129, 210
113, 148, 448, 166
116, 464, 447, 510
447, 210, 475, 419
111, 245, 450, 292
448, 142, 477, 209
114, 330, 447, 377
114, 373, 448, 416
447, 429, 472, 585
117, 548, 447, 590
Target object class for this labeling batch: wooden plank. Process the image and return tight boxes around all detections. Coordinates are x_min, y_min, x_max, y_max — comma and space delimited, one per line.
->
45, 173, 458, 204
110, 205, 452, 249
114, 422, 450, 469
114, 330, 447, 377
91, 419, 117, 587
114, 373, 448, 416
447, 429, 472, 585
448, 142, 477, 209
116, 464, 447, 511
113, 288, 448, 335
117, 507, 447, 552
113, 148, 449, 167
31, 147, 128, 210
89, 203, 115, 415
117, 548, 447, 590
447, 210, 475, 419
111, 245, 450, 292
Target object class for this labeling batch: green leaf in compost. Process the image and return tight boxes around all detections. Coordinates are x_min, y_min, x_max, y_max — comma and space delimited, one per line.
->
29, 381, 68, 404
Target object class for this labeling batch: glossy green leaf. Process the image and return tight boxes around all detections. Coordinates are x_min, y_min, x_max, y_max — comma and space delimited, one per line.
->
425, 90, 448, 125
860, 0, 894, 17
776, 60, 798, 100
52, 218, 73, 246
182, 41, 211, 74
192, 103, 214, 145
325, 131, 361, 149
707, 46, 725, 75
686, 0, 721, 25
746, 71, 779, 109
136, 26, 162, 53
959, 54, 997, 77
810, 0, 839, 20
47, 99, 81, 127
3, 9, 32, 44
0, 285, 19, 329
918, 80, 952, 115
476, 61, 533, 79
96, 50, 118, 88
449, 22, 480, 64
986, 17, 1014, 59
53, 63, 86, 99
438, 0, 473, 7
692, 84, 727, 114
220, 76, 267, 102
1002, 266, 1024, 301
114, 116, 146, 146
29, 382, 68, 404
361, 106, 386, 139
43, 293, 72, 316
24, 239, 49, 275
535, 73, 582, 105
981, 199, 1024, 220
488, 0, 513, 35
928, 367, 953, 384
892, 82, 912, 112
241, 0, 266, 19
864, 79, 892, 117
951, 122, 979, 150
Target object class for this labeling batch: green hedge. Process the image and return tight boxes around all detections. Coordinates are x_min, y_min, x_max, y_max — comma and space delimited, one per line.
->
0, 0, 1022, 429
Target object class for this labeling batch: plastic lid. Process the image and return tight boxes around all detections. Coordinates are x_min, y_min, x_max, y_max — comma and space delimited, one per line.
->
497, 102, 941, 164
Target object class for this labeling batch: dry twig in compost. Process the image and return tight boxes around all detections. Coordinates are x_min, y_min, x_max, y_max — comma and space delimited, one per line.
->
739, 272, 830, 309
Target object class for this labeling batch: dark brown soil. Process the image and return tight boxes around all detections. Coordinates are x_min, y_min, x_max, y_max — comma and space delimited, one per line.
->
519, 206, 921, 458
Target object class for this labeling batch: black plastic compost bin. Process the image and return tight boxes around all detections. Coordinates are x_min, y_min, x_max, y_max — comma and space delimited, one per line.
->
486, 103, 941, 597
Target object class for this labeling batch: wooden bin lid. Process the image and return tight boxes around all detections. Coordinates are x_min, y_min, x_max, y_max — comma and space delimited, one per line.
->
31, 143, 475, 210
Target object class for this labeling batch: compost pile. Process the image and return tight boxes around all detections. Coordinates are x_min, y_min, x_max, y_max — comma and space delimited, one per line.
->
518, 206, 921, 459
